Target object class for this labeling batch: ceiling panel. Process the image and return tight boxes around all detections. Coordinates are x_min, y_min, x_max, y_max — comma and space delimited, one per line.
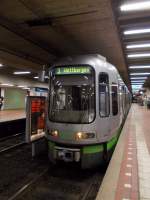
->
0, 0, 130, 85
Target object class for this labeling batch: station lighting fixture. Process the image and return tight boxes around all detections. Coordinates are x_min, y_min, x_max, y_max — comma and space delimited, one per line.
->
17, 85, 30, 90
131, 83, 143, 85
131, 81, 145, 83
132, 86, 142, 89
13, 71, 31, 75
129, 65, 150, 69
130, 77, 147, 80
130, 72, 150, 75
126, 44, 150, 49
131, 79, 145, 81
131, 81, 144, 83
132, 85, 142, 87
131, 83, 145, 85
1, 83, 14, 87
120, 1, 150, 12
124, 28, 150, 35
132, 88, 142, 90
22, 87, 30, 90
0, 63, 3, 67
131, 83, 144, 86
127, 53, 150, 58
17, 85, 27, 88
34, 76, 49, 79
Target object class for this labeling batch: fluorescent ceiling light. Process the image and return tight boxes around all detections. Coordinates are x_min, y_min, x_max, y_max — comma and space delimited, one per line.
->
120, 1, 150, 12
131, 83, 145, 85
128, 53, 150, 58
34, 76, 49, 79
17, 85, 27, 88
1, 83, 14, 86
130, 72, 150, 75
22, 87, 30, 90
124, 28, 150, 35
130, 77, 147, 80
129, 65, 150, 69
132, 85, 142, 87
132, 86, 142, 88
132, 83, 143, 85
131, 80, 145, 84
131, 82, 144, 85
13, 71, 31, 75
127, 44, 150, 49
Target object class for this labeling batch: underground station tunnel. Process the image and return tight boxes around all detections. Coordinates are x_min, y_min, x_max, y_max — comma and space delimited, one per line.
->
0, 0, 150, 200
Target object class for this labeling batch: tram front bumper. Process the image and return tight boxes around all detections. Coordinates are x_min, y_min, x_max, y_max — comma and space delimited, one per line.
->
54, 146, 80, 162
48, 141, 104, 167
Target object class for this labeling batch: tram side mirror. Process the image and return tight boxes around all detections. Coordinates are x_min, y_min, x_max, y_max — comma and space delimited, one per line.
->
26, 96, 46, 143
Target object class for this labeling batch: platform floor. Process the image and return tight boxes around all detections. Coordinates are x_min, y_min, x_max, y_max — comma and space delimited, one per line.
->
0, 109, 26, 123
96, 104, 150, 200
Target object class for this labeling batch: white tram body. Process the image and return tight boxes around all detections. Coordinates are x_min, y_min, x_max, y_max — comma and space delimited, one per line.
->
46, 54, 131, 168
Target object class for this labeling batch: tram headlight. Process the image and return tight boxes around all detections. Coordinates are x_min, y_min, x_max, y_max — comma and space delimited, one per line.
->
49, 130, 59, 137
75, 132, 95, 140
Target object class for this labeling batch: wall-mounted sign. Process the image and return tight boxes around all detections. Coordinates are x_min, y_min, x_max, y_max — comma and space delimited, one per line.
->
26, 96, 46, 143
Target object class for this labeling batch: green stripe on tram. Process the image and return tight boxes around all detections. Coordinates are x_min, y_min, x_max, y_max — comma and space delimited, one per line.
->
83, 144, 104, 154
107, 126, 122, 151
48, 141, 55, 149
48, 126, 123, 154
107, 135, 118, 150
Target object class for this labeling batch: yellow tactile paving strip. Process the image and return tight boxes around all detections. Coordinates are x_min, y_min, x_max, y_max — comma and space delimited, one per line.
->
0, 110, 26, 122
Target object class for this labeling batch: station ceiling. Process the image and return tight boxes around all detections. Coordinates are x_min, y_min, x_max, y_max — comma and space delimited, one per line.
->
0, 0, 150, 90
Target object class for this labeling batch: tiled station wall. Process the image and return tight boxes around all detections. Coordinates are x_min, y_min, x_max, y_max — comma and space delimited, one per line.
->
3, 88, 27, 110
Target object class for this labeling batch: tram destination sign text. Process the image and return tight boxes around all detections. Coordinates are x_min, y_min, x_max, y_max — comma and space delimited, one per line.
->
54, 66, 91, 75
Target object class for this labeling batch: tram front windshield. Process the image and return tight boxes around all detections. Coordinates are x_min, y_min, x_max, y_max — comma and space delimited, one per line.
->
49, 66, 95, 123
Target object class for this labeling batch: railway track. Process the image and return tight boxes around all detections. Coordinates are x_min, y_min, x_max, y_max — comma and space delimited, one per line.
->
7, 163, 105, 200
8, 168, 49, 200
0, 132, 26, 153
0, 142, 26, 153
0, 134, 106, 200
0, 132, 24, 142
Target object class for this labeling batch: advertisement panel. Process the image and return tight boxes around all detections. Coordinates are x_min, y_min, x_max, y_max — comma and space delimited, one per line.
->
26, 96, 46, 143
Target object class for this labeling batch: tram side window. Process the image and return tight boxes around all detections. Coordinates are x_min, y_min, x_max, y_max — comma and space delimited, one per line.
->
111, 85, 118, 116
99, 73, 110, 117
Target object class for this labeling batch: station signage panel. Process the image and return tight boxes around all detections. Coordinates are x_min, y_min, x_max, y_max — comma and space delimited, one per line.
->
26, 96, 46, 143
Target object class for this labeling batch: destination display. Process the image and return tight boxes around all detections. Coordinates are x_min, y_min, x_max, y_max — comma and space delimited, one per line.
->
54, 66, 91, 75
26, 96, 46, 143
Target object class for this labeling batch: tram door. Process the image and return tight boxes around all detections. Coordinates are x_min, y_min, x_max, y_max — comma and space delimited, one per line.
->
99, 73, 110, 137
110, 84, 119, 136
26, 96, 47, 156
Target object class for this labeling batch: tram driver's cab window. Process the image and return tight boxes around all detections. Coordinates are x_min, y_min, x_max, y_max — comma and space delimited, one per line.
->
111, 85, 118, 116
99, 73, 110, 117
49, 66, 95, 123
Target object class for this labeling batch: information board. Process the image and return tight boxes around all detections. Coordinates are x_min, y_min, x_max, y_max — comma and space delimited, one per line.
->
26, 96, 46, 143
